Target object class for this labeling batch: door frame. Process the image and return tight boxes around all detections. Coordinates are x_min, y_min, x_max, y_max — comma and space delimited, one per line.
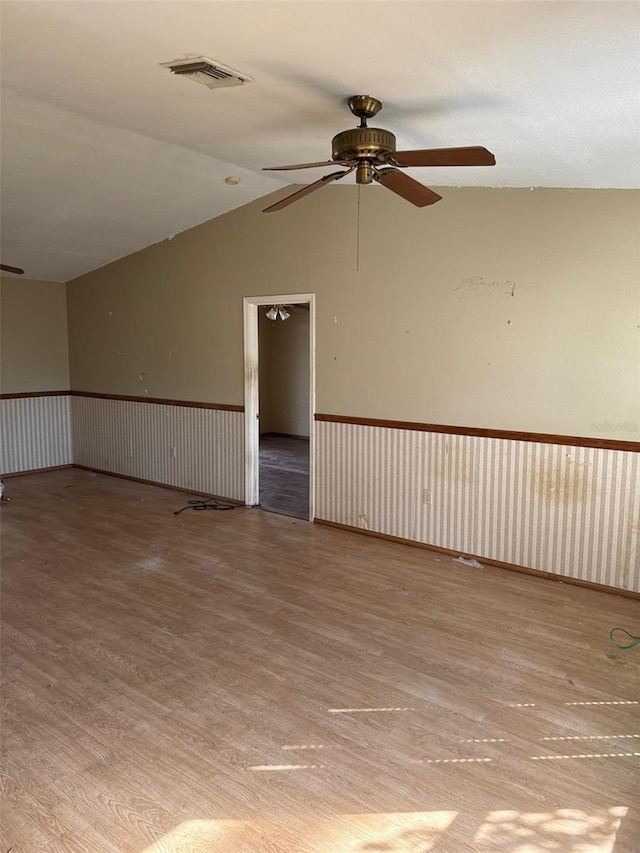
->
243, 293, 315, 520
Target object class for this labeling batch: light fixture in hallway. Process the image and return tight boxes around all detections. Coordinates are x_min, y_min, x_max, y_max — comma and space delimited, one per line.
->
266, 304, 291, 321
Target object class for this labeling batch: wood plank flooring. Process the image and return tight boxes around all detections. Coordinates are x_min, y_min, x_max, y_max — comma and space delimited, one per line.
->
259, 434, 310, 520
1, 469, 639, 853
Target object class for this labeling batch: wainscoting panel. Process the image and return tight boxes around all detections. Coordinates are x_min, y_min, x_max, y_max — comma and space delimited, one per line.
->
0, 394, 72, 474
315, 421, 640, 592
72, 395, 244, 501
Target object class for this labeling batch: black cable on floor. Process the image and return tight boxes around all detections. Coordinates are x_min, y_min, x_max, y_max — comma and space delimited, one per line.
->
174, 497, 236, 515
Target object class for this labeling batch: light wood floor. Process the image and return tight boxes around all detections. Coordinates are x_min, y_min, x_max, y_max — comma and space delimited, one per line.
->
1, 469, 639, 853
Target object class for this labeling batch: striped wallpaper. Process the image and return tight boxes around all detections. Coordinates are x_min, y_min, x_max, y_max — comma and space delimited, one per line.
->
3, 393, 638, 592
0, 394, 72, 474
315, 421, 640, 592
71, 395, 244, 501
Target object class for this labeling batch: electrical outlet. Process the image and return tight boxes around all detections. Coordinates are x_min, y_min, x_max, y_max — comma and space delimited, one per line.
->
358, 513, 368, 529
172, 446, 177, 459
423, 488, 432, 504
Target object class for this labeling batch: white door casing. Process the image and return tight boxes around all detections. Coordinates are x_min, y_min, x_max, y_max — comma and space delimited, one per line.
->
243, 293, 315, 519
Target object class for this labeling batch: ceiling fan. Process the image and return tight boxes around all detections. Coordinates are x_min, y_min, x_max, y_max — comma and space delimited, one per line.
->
263, 95, 495, 212
0, 264, 25, 275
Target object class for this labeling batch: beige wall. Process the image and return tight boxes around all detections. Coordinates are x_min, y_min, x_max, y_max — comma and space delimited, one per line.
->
259, 307, 310, 437
1, 275, 70, 393
67, 187, 640, 441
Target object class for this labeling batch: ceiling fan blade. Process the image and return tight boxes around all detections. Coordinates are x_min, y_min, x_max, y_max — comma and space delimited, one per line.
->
263, 160, 341, 171
393, 146, 496, 167
374, 169, 442, 207
0, 264, 25, 275
263, 170, 349, 213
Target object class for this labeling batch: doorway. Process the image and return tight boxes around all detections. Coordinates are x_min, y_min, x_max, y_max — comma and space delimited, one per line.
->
243, 294, 315, 520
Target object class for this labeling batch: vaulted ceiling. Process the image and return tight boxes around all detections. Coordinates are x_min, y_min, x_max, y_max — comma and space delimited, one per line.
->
1, 1, 638, 282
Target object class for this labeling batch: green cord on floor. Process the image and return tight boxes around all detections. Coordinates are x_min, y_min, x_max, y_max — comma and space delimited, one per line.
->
609, 628, 640, 649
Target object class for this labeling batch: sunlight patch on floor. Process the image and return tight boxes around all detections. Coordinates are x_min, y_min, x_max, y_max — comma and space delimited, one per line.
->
565, 700, 638, 706
473, 807, 627, 853
459, 737, 507, 743
249, 763, 326, 771
327, 706, 415, 713
540, 734, 639, 741
411, 757, 493, 765
530, 752, 640, 761
140, 820, 235, 852
140, 809, 458, 853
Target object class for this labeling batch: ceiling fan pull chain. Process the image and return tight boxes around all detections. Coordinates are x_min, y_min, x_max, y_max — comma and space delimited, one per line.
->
356, 183, 361, 272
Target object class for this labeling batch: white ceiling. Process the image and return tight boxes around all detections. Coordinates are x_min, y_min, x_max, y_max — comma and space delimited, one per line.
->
1, 1, 638, 282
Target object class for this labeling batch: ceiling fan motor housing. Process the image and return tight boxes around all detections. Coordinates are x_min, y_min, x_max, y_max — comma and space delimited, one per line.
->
331, 127, 396, 181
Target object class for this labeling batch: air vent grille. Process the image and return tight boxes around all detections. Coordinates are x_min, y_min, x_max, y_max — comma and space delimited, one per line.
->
160, 56, 253, 90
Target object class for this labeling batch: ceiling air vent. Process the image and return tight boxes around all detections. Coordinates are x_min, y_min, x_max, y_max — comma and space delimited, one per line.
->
160, 56, 253, 90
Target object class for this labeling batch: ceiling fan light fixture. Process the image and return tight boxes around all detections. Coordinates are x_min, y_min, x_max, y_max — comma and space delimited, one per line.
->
266, 304, 292, 321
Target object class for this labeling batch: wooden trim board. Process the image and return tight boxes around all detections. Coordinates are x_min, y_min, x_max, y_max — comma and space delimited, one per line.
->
2, 394, 636, 450
1, 390, 244, 411
0, 391, 70, 399
1, 464, 73, 478
72, 465, 243, 504
71, 391, 243, 411
315, 413, 640, 452
2, 464, 241, 505
314, 517, 640, 600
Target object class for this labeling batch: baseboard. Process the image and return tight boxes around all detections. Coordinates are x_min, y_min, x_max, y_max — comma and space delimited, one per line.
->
2, 462, 244, 505
72, 465, 243, 504
1, 464, 73, 478
314, 518, 640, 600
